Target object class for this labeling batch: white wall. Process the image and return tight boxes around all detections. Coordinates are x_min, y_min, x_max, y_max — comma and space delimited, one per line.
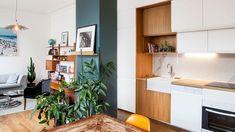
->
118, 0, 235, 112
50, 4, 76, 46
0, 8, 50, 81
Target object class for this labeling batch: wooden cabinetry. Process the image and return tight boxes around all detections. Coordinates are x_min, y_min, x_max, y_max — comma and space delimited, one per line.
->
177, 31, 207, 53
143, 3, 171, 36
204, 0, 235, 29
46, 60, 59, 71
136, 78, 171, 123
172, 0, 203, 32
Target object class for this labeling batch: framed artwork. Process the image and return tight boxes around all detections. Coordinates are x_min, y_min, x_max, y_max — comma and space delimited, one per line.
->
61, 31, 68, 46
76, 25, 96, 52
0, 28, 17, 56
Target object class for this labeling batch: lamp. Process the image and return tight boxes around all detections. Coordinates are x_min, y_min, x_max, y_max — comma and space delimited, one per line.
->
5, 0, 28, 32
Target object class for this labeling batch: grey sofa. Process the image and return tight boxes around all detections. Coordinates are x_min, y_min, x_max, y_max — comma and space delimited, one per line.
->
0, 73, 27, 94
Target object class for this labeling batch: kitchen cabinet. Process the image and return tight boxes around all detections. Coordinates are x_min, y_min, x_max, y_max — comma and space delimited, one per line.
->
171, 85, 202, 132
208, 29, 235, 53
136, 78, 171, 123
171, 0, 203, 32
177, 31, 207, 53
204, 0, 235, 29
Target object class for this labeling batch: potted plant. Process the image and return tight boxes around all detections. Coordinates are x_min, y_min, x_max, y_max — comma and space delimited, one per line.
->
61, 79, 78, 103
74, 59, 116, 118
27, 57, 36, 86
32, 59, 116, 126
32, 89, 78, 126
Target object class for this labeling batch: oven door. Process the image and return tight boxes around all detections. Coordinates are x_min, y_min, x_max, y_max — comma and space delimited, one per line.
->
202, 106, 235, 132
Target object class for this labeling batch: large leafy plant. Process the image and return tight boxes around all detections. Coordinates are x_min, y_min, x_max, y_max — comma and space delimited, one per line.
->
75, 59, 116, 118
32, 89, 78, 126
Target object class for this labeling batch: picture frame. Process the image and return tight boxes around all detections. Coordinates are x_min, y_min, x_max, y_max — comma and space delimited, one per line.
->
61, 31, 68, 46
0, 28, 17, 56
76, 25, 96, 53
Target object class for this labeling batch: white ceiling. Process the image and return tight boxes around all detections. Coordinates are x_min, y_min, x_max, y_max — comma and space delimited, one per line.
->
0, 0, 75, 14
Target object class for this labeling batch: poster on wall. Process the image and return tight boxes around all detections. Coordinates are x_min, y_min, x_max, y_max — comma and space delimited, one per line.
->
0, 28, 17, 56
76, 25, 96, 53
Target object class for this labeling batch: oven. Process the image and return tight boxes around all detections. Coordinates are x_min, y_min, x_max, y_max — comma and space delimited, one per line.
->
202, 106, 235, 132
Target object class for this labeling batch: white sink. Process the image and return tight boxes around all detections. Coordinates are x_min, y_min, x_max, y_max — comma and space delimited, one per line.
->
147, 77, 172, 94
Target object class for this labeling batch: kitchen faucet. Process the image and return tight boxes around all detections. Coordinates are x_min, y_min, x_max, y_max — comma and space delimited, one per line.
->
167, 64, 174, 78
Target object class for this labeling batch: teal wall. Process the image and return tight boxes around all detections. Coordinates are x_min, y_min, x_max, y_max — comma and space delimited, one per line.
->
76, 0, 117, 117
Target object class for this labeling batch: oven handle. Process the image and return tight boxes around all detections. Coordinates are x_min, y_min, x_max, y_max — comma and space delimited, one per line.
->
205, 108, 235, 117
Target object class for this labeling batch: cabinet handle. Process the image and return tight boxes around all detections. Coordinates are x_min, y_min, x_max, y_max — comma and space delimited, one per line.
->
205, 108, 235, 117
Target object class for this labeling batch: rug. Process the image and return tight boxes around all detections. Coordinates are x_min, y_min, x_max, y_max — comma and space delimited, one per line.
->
0, 97, 36, 116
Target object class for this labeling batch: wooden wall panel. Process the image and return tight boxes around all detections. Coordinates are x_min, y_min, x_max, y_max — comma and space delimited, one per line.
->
136, 79, 171, 123
143, 3, 171, 36
136, 9, 153, 78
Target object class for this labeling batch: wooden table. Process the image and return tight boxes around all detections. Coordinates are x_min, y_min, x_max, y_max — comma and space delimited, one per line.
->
47, 114, 146, 132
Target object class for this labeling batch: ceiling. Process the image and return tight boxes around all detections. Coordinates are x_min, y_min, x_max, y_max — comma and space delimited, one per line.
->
0, 0, 75, 14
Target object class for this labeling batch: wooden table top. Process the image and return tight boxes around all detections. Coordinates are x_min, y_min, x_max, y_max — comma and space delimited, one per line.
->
46, 114, 146, 132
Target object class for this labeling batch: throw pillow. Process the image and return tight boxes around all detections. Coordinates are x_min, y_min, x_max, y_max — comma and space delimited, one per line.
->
6, 74, 19, 84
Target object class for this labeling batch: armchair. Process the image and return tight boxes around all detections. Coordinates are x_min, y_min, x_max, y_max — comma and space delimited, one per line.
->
24, 79, 51, 110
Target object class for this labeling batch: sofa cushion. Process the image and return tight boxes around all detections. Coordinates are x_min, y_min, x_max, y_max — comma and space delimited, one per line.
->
0, 74, 11, 84
0, 84, 21, 89
6, 74, 19, 84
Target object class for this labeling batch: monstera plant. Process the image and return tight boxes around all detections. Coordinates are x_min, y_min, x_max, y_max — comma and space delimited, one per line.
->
27, 57, 36, 84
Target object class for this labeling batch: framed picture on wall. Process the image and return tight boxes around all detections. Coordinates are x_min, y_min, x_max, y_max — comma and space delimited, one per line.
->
0, 28, 17, 56
76, 25, 96, 53
61, 31, 69, 46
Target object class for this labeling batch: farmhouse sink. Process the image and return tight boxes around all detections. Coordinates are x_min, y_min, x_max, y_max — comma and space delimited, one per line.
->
147, 76, 172, 94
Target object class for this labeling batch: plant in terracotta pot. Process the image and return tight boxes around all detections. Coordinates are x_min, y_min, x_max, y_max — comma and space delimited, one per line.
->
61, 79, 78, 104
31, 88, 77, 126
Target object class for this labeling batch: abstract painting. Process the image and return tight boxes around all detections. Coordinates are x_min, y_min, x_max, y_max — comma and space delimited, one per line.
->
76, 25, 96, 52
0, 28, 17, 56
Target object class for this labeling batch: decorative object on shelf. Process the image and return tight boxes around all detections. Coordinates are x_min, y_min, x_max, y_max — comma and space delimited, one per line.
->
0, 28, 17, 56
61, 32, 69, 46
76, 25, 96, 53
48, 39, 56, 46
4, 0, 28, 32
27, 57, 36, 84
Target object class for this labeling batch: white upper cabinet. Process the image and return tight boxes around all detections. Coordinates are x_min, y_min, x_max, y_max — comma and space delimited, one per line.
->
208, 29, 235, 53
204, 0, 235, 29
177, 31, 207, 53
172, 0, 203, 32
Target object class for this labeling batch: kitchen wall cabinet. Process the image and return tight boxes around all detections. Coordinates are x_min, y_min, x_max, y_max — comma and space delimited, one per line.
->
171, 0, 203, 32
171, 85, 202, 132
177, 31, 207, 53
136, 78, 171, 123
204, 0, 235, 29
208, 29, 235, 53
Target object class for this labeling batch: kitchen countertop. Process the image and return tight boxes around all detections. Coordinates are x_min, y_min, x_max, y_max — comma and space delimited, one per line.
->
172, 78, 235, 92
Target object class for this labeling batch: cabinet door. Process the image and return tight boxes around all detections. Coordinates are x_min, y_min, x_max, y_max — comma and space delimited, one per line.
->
172, 0, 203, 32
204, 0, 235, 29
177, 31, 207, 53
208, 29, 235, 53
171, 86, 202, 132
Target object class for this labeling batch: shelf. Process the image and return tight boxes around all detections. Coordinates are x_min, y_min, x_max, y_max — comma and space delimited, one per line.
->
58, 71, 75, 74
143, 32, 176, 37
46, 45, 75, 48
144, 52, 177, 55
69, 51, 98, 56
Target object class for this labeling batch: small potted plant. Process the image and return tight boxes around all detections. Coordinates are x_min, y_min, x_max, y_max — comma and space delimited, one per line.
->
61, 79, 78, 104
27, 57, 36, 86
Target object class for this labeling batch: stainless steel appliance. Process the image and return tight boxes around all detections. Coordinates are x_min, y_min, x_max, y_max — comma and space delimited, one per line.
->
202, 106, 235, 132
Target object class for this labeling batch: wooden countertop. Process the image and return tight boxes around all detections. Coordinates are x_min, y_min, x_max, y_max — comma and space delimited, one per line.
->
172, 79, 235, 92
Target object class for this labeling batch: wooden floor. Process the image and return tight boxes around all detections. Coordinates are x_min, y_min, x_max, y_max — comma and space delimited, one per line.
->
0, 109, 187, 132
117, 109, 187, 132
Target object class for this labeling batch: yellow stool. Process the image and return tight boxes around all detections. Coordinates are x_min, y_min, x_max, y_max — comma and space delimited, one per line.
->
126, 114, 150, 131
